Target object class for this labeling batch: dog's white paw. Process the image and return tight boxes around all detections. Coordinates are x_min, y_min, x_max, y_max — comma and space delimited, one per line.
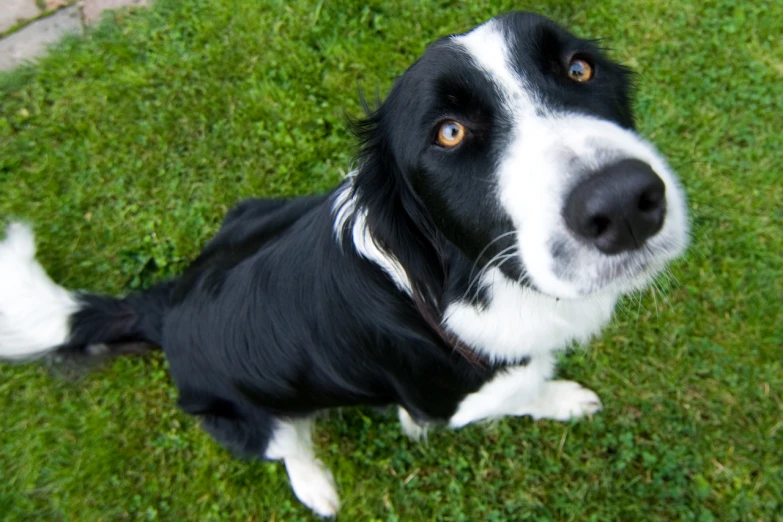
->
398, 407, 427, 441
285, 458, 340, 517
523, 380, 602, 421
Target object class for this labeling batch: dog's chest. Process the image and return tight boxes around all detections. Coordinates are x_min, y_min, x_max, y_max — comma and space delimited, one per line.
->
443, 268, 617, 364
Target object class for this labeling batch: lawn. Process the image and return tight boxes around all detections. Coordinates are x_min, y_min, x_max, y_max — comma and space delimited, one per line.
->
0, 0, 781, 520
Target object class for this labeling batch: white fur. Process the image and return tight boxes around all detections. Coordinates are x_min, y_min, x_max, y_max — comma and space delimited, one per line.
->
332, 184, 412, 294
453, 20, 525, 105
331, 182, 355, 245
444, 267, 616, 364
0, 223, 78, 360
450, 354, 601, 427
455, 22, 689, 299
398, 407, 426, 441
351, 210, 412, 294
518, 380, 602, 421
265, 417, 340, 518
450, 355, 554, 427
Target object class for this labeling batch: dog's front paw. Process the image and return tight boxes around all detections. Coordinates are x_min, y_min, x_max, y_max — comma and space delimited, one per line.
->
285, 458, 340, 517
523, 380, 602, 421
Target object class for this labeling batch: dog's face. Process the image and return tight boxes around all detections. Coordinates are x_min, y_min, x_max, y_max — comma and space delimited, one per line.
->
377, 12, 688, 299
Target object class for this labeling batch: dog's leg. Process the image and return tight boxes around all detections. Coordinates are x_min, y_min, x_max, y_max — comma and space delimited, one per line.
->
398, 407, 427, 441
449, 354, 602, 428
264, 417, 340, 518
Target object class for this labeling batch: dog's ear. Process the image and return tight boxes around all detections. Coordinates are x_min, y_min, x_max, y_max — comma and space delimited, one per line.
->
349, 95, 435, 242
348, 102, 486, 362
347, 99, 448, 305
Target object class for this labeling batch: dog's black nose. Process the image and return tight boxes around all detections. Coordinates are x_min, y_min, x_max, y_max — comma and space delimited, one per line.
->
564, 159, 666, 254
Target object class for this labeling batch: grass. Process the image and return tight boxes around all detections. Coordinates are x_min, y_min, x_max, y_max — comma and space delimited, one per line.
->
0, 0, 781, 520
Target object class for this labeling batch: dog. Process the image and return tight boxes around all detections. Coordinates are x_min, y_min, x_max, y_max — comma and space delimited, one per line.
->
0, 11, 688, 517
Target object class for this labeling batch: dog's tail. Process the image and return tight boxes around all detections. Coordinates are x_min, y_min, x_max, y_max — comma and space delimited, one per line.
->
0, 223, 173, 363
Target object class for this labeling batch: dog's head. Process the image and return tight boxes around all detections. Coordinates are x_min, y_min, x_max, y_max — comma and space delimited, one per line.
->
354, 12, 688, 300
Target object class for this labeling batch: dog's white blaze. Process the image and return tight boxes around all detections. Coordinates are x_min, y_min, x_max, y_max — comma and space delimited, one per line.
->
444, 267, 615, 364
453, 20, 535, 109
332, 184, 413, 294
0, 223, 78, 360
455, 22, 689, 298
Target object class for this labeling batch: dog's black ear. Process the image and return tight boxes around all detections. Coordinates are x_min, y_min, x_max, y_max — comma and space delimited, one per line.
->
350, 102, 439, 248
347, 98, 449, 306
348, 103, 485, 365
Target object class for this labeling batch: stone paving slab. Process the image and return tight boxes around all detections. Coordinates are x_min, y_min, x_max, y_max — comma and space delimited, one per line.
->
44, 0, 72, 9
0, 0, 41, 34
83, 0, 149, 24
0, 5, 82, 71
0, 0, 153, 72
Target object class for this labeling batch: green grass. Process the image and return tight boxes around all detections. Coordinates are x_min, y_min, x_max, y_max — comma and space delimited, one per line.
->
1, 0, 781, 520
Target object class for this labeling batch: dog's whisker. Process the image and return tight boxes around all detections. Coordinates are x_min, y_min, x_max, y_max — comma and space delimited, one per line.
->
464, 231, 518, 293
470, 252, 518, 302
462, 244, 518, 302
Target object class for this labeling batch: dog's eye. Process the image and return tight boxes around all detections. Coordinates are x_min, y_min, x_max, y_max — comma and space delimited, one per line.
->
436, 121, 466, 147
568, 58, 593, 82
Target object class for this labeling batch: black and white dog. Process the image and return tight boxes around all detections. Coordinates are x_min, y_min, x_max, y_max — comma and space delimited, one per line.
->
0, 12, 688, 517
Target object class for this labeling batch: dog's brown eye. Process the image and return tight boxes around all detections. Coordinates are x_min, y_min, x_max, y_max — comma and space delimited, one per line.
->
437, 121, 466, 147
568, 58, 593, 82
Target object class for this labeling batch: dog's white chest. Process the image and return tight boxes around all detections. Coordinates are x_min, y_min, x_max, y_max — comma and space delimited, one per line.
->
443, 268, 617, 364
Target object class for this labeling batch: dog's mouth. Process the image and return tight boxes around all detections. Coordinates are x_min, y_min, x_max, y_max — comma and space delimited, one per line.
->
517, 232, 684, 299
561, 249, 661, 296
468, 226, 680, 300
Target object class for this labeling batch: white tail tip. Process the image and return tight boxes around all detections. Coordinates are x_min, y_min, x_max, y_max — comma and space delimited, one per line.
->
0, 223, 78, 360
